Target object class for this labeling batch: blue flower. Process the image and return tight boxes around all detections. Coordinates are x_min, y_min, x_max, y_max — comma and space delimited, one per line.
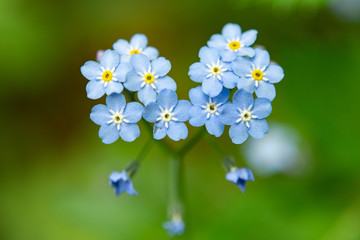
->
188, 46, 239, 97
125, 54, 177, 106
81, 50, 132, 99
113, 34, 159, 63
226, 168, 254, 192
90, 93, 144, 144
143, 89, 191, 141
207, 23, 258, 62
188, 86, 230, 137
221, 90, 272, 144
231, 48, 284, 101
109, 170, 137, 195
163, 218, 185, 237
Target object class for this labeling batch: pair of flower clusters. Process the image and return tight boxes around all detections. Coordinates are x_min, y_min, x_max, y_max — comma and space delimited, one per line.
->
188, 23, 284, 144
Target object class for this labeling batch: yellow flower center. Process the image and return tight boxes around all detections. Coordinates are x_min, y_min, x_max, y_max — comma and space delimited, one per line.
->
102, 70, 113, 82
130, 49, 140, 55
213, 67, 219, 73
144, 73, 155, 84
252, 70, 264, 81
229, 41, 241, 50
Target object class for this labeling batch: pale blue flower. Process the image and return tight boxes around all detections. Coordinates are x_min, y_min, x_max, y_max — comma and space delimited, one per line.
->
90, 93, 143, 144
163, 218, 185, 237
81, 49, 132, 99
113, 34, 159, 63
188, 46, 239, 97
143, 89, 191, 141
109, 170, 137, 195
231, 48, 284, 101
226, 168, 254, 192
188, 86, 230, 137
208, 23, 258, 62
125, 54, 176, 106
221, 90, 272, 144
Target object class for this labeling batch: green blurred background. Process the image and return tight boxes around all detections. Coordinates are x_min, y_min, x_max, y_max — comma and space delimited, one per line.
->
1, 0, 360, 239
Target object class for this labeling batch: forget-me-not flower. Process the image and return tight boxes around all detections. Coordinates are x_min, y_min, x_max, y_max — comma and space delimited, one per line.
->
208, 23, 258, 62
188, 46, 238, 97
226, 168, 254, 192
231, 48, 284, 101
143, 89, 191, 141
109, 170, 137, 195
188, 86, 230, 137
125, 54, 177, 106
81, 50, 132, 99
90, 93, 143, 144
221, 90, 272, 144
163, 218, 185, 237
113, 34, 159, 63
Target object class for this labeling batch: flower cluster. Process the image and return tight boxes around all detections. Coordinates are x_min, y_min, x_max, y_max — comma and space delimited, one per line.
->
188, 23, 284, 144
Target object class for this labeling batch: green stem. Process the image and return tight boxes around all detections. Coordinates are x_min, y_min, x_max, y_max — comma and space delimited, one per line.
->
136, 137, 154, 162
204, 134, 226, 157
168, 154, 183, 219
177, 128, 206, 158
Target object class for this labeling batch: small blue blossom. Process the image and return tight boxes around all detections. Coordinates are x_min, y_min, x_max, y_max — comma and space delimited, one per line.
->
81, 50, 132, 99
125, 54, 177, 106
231, 48, 284, 101
207, 23, 258, 62
188, 46, 239, 97
113, 34, 159, 63
188, 86, 230, 137
90, 93, 144, 144
109, 170, 137, 195
163, 218, 185, 237
221, 90, 272, 144
143, 89, 191, 141
226, 168, 254, 192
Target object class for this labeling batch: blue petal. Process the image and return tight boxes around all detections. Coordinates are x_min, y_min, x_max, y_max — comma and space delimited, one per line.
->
105, 81, 123, 95
232, 90, 254, 109
235, 168, 255, 181
220, 50, 236, 62
236, 47, 255, 58
113, 63, 132, 82
124, 180, 137, 195
157, 89, 178, 109
109, 171, 127, 182
231, 56, 253, 77
112, 181, 126, 195
106, 93, 126, 112
248, 119, 269, 139
199, 46, 220, 64
130, 34, 148, 49
212, 88, 230, 105
173, 100, 191, 121
219, 103, 238, 125
202, 76, 223, 97
143, 102, 161, 122
124, 71, 143, 91
81, 61, 102, 81
100, 50, 120, 70
226, 171, 239, 184
205, 115, 224, 137
255, 81, 276, 101
113, 39, 130, 55
120, 123, 140, 142
138, 84, 157, 106
240, 29, 258, 46
120, 55, 131, 63
123, 102, 144, 123
237, 77, 255, 93
229, 122, 249, 144
251, 49, 270, 69
236, 179, 247, 192
153, 122, 166, 140
189, 106, 206, 127
90, 104, 111, 125
167, 122, 188, 141
252, 98, 272, 119
264, 64, 284, 83
154, 76, 177, 92
86, 80, 105, 99
99, 124, 119, 144
151, 57, 171, 77
221, 72, 239, 89
207, 34, 227, 49
130, 54, 150, 73
188, 62, 207, 83
142, 46, 159, 60
222, 23, 241, 40
189, 86, 208, 106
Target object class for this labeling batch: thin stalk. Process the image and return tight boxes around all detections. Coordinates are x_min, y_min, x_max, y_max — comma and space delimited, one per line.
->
168, 155, 183, 219
177, 128, 206, 158
204, 134, 226, 157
